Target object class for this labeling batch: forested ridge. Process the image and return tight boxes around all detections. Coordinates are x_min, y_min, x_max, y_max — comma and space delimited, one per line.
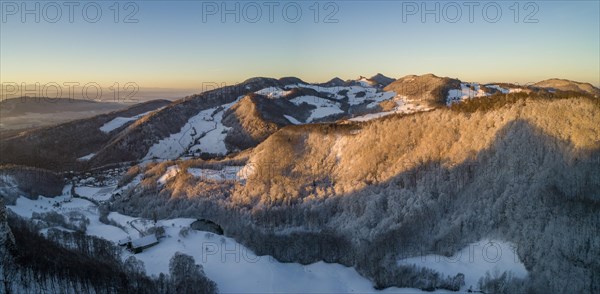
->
2, 83, 598, 292
112, 97, 600, 292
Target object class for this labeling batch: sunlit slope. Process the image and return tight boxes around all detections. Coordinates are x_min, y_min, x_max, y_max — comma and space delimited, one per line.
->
234, 97, 600, 205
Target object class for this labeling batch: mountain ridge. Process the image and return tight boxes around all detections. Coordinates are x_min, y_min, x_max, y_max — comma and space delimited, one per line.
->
109, 96, 600, 292
1, 74, 596, 172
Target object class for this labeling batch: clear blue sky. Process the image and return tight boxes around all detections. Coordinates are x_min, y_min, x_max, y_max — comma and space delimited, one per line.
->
1, 0, 599, 89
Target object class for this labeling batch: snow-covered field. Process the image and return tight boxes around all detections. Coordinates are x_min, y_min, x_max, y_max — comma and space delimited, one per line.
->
290, 95, 345, 122
253, 83, 397, 124
144, 99, 239, 160
447, 83, 488, 105
98, 81, 526, 163
447, 83, 524, 105
258, 82, 525, 118
8, 190, 129, 243
486, 84, 523, 94
255, 87, 292, 99
100, 110, 155, 133
74, 185, 116, 201
253, 82, 526, 123
6, 184, 519, 293
286, 83, 396, 106
4, 183, 453, 293
133, 219, 431, 293
398, 240, 528, 290
350, 96, 433, 122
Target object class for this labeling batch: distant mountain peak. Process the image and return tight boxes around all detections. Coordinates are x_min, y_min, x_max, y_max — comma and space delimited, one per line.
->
319, 77, 346, 87
278, 76, 306, 85
534, 78, 600, 97
368, 73, 396, 87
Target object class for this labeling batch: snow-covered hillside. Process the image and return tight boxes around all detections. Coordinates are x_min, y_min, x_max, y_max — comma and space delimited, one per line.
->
447, 83, 524, 105
142, 82, 400, 160
6, 173, 530, 293
132, 218, 426, 294
349, 96, 433, 122
255, 87, 292, 98
286, 83, 396, 106
128, 79, 533, 162
1, 75, 597, 294
398, 240, 528, 290
100, 110, 156, 133
289, 95, 345, 122
5, 185, 444, 293
255, 83, 397, 123
144, 99, 240, 160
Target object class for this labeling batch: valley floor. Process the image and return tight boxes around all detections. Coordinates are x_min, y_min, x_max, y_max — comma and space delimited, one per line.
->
7, 180, 527, 293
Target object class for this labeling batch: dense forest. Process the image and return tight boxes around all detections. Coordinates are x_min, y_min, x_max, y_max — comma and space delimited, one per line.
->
1, 81, 598, 293
112, 97, 600, 292
0, 201, 217, 294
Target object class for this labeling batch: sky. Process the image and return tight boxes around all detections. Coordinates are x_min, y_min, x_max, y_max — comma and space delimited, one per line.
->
1, 0, 599, 92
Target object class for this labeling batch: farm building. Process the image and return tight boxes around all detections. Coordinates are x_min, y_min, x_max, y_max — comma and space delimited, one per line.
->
118, 237, 131, 246
128, 235, 159, 253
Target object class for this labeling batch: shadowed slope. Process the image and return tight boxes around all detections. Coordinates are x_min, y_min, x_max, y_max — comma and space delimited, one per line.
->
0, 100, 170, 171
113, 97, 599, 292
222, 94, 295, 151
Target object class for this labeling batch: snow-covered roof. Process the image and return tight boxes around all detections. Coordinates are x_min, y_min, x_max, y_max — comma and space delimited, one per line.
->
131, 235, 158, 248
118, 237, 131, 245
